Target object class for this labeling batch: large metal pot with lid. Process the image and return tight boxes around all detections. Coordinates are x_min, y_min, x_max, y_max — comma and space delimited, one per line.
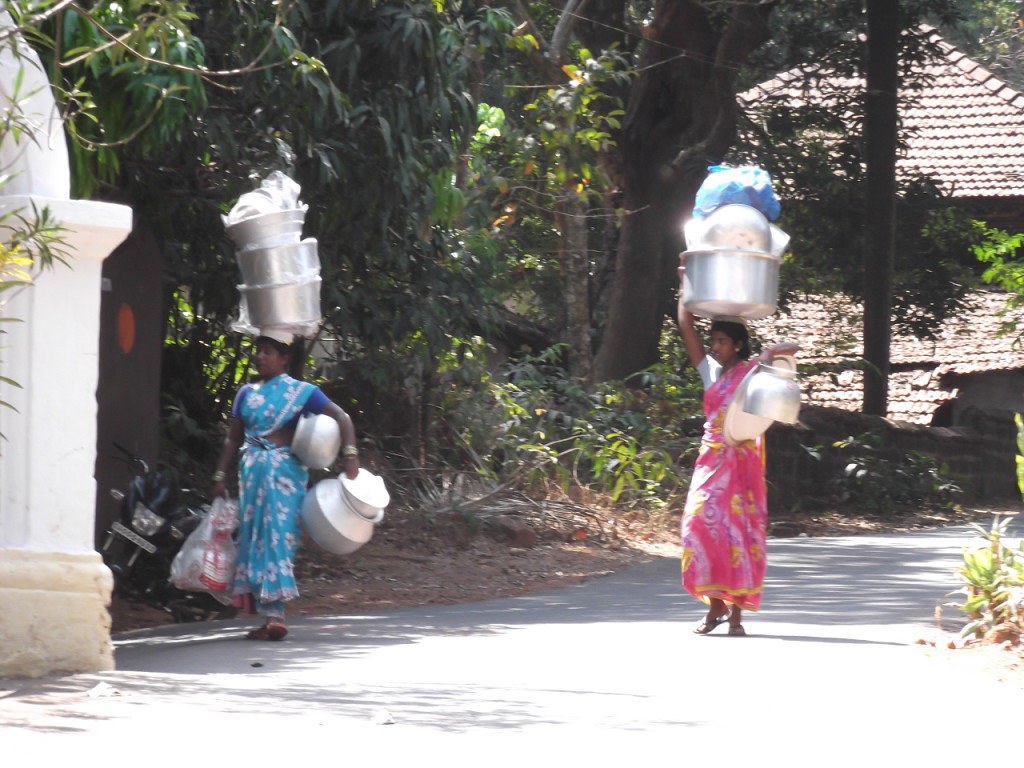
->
680, 248, 781, 320
300, 469, 389, 556
300, 478, 383, 555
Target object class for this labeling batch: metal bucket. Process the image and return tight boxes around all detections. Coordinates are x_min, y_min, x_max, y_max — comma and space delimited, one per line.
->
225, 208, 305, 251
240, 276, 321, 328
681, 249, 781, 319
236, 238, 320, 286
742, 363, 801, 424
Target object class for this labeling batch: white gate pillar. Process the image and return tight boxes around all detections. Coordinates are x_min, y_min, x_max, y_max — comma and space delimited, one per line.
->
0, 13, 132, 677
0, 199, 132, 677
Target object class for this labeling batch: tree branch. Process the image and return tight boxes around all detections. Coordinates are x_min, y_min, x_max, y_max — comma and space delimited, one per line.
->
0, 0, 77, 45
550, 0, 590, 64
60, 1, 303, 86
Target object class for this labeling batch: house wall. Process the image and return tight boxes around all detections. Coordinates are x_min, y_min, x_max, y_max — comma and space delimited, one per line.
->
948, 370, 1024, 424
765, 404, 1018, 514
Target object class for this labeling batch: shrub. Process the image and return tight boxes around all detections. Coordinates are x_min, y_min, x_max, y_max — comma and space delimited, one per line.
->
803, 431, 962, 513
436, 341, 704, 509
949, 516, 1024, 643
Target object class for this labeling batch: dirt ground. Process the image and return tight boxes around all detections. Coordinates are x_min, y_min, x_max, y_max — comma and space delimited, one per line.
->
108, 498, 1024, 685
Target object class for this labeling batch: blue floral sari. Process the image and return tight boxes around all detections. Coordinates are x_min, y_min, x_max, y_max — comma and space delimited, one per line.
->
232, 374, 316, 616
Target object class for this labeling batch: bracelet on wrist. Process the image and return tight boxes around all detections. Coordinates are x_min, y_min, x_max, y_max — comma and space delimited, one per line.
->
212, 469, 226, 482
341, 445, 359, 458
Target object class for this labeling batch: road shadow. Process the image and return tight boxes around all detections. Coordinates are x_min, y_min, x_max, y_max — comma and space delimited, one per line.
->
110, 522, 1009, 673
9, 521, 1016, 736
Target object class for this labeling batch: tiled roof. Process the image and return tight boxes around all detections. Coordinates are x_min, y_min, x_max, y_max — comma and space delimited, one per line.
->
750, 290, 1024, 424
740, 26, 1024, 200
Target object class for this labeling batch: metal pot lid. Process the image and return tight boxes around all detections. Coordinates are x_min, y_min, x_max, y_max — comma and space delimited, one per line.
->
340, 468, 390, 510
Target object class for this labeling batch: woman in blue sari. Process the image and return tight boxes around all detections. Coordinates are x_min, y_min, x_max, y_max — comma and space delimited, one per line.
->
211, 330, 359, 640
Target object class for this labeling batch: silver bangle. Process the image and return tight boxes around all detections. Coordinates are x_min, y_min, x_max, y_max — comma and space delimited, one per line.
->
212, 469, 226, 482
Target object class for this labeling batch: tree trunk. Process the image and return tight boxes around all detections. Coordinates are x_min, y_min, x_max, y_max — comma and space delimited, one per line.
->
862, 0, 900, 416
593, 0, 776, 382
558, 191, 593, 381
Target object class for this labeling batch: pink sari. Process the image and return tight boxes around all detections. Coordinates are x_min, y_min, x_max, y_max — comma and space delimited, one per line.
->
680, 358, 768, 611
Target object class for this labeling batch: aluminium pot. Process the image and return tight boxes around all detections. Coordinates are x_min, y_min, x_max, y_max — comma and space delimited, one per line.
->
723, 365, 773, 445
239, 275, 321, 328
680, 248, 781, 320
741, 363, 801, 424
683, 204, 791, 257
300, 478, 384, 556
723, 357, 799, 445
700, 204, 773, 252
291, 412, 341, 469
235, 238, 320, 286
225, 208, 305, 252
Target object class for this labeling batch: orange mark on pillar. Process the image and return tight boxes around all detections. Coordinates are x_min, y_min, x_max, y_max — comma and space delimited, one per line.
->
117, 303, 136, 354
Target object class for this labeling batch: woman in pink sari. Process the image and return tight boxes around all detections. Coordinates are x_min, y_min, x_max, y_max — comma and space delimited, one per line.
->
677, 269, 797, 636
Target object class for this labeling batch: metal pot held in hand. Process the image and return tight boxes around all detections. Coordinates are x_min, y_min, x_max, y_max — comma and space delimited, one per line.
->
741, 363, 801, 424
300, 478, 383, 555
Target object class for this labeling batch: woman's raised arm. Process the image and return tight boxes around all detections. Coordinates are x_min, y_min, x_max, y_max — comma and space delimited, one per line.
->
677, 265, 706, 369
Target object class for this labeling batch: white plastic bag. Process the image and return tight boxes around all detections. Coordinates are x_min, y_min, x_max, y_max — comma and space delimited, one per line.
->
170, 497, 238, 601
222, 171, 307, 225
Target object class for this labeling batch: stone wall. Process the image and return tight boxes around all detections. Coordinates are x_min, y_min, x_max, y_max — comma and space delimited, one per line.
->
764, 404, 1019, 514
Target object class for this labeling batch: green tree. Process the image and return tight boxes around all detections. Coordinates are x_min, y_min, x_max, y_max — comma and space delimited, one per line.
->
2, 0, 206, 418
47, 1, 513, 467
942, 0, 1024, 90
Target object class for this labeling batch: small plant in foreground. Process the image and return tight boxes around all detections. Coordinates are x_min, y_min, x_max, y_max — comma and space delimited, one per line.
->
948, 516, 1024, 643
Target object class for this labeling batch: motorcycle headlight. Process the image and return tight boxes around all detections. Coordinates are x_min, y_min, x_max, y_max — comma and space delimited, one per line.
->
131, 502, 165, 537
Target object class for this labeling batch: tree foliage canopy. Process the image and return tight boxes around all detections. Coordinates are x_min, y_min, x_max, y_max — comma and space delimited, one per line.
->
7, 0, 1022, 477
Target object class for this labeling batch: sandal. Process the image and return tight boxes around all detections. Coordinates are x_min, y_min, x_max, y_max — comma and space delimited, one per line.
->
693, 614, 728, 635
245, 622, 288, 641
727, 623, 746, 636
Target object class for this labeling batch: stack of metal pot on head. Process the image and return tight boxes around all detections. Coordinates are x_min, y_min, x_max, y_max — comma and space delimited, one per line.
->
679, 166, 802, 442
223, 172, 322, 338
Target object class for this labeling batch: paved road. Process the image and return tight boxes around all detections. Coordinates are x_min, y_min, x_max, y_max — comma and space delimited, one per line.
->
3, 516, 1022, 763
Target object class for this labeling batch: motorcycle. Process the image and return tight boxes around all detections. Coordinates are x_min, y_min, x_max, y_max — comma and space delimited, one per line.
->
100, 442, 236, 623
